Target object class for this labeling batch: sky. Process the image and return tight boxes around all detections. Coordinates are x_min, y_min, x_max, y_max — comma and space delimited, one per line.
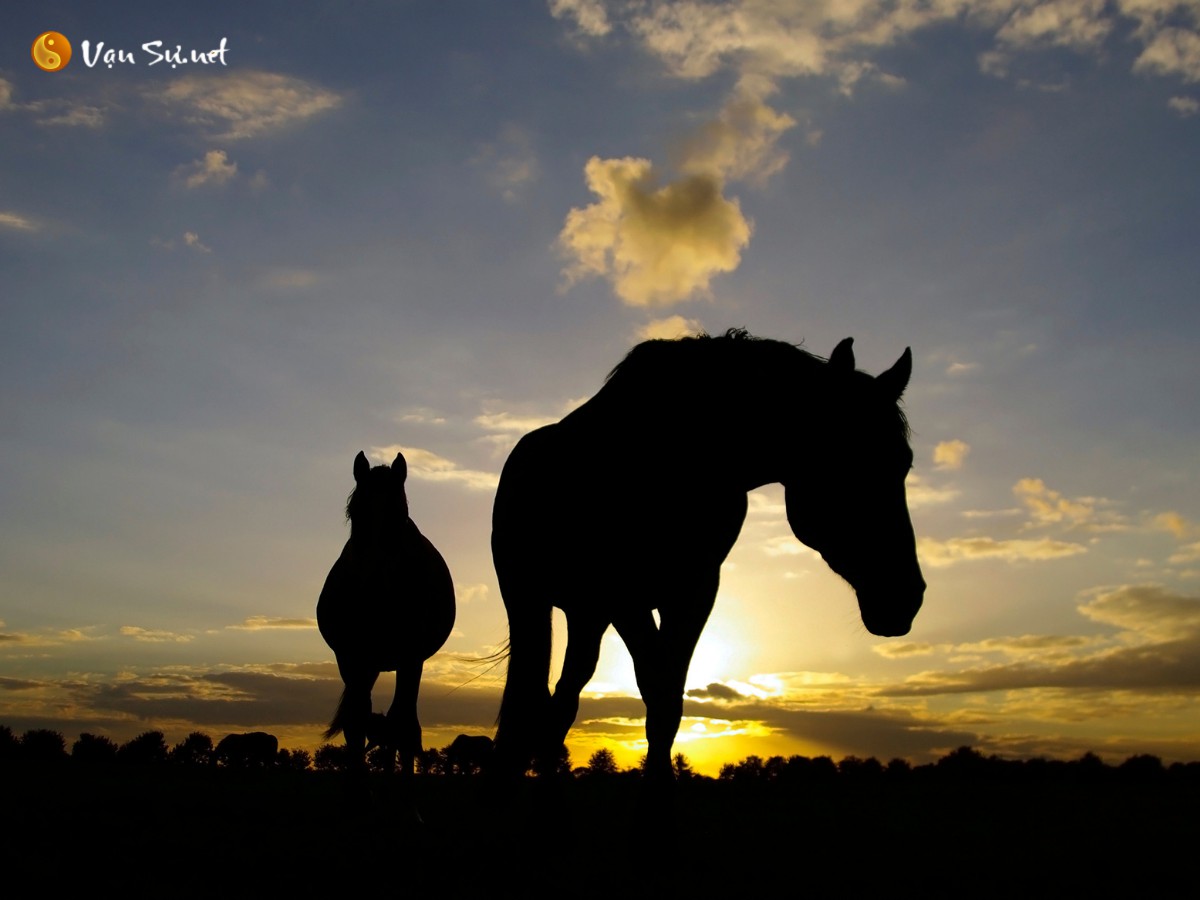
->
2, 0, 1199, 775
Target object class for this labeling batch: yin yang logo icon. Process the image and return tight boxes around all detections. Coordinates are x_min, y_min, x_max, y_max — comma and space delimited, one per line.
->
32, 32, 72, 72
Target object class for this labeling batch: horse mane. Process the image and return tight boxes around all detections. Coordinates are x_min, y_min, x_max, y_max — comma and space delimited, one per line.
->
605, 327, 817, 382
603, 327, 910, 441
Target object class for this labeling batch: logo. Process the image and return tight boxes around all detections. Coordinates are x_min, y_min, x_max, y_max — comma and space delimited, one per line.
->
32, 31, 73, 72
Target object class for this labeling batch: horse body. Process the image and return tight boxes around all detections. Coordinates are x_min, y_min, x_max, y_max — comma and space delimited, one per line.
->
317, 451, 455, 775
492, 330, 925, 778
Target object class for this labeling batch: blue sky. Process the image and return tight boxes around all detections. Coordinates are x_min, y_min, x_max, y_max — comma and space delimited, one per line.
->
2, 1, 1199, 772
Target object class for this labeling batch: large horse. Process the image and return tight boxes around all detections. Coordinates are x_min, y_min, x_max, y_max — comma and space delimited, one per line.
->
492, 330, 925, 779
317, 451, 456, 776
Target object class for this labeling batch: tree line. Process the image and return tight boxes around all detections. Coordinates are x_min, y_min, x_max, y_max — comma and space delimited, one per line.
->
2, 723, 1196, 783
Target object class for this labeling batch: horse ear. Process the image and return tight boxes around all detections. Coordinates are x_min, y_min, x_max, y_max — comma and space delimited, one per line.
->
877, 347, 912, 400
353, 451, 370, 484
392, 452, 408, 483
830, 337, 855, 372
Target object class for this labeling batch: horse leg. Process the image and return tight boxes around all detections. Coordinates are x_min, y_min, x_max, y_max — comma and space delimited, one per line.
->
337, 663, 379, 771
387, 659, 423, 776
615, 588, 714, 782
543, 609, 608, 770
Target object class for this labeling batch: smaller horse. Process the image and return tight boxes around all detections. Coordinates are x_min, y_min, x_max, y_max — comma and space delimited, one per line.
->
317, 450, 456, 777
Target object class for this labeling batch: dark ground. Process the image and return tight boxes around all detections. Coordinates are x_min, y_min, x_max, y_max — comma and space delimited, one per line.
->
5, 763, 1196, 897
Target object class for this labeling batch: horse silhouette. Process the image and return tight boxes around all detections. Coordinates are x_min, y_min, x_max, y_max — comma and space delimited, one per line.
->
317, 451, 456, 777
492, 330, 925, 779
214, 731, 278, 768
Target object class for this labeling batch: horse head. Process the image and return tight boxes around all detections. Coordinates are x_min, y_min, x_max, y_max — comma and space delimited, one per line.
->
347, 450, 411, 551
784, 339, 925, 637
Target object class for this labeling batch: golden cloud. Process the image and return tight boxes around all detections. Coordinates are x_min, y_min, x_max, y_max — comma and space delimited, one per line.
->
559, 155, 751, 306
918, 535, 1087, 567
636, 315, 705, 340
159, 71, 341, 139
372, 445, 499, 491
177, 149, 237, 188
933, 439, 970, 471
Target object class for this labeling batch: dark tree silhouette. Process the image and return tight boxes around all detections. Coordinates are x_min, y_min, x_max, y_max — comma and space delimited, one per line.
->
0, 725, 18, 760
169, 731, 214, 767
20, 729, 68, 762
314, 742, 350, 772
118, 731, 169, 766
277, 748, 312, 772
72, 733, 119, 764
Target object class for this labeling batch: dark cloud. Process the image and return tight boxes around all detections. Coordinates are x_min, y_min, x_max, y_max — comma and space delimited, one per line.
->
686, 682, 744, 700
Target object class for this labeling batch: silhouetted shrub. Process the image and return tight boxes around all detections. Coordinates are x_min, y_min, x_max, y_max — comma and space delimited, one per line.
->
314, 743, 350, 772
278, 748, 312, 772
73, 733, 119, 764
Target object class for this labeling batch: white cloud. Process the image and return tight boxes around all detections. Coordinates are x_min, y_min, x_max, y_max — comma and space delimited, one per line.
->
933, 439, 971, 471
158, 71, 341, 139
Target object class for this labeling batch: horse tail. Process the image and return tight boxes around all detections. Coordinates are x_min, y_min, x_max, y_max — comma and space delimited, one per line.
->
324, 689, 350, 741
493, 592, 552, 775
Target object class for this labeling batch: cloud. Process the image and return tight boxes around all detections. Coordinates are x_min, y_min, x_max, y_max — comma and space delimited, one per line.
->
119, 626, 194, 643
905, 473, 960, 509
1134, 25, 1200, 82
933, 439, 970, 471
457, 584, 490, 605
178, 149, 238, 188
573, 1, 1200, 96
885, 584, 1200, 698
559, 155, 751, 306
673, 92, 796, 184
1168, 95, 1200, 116
636, 315, 704, 340
946, 361, 979, 375
158, 71, 341, 139
183, 231, 211, 253
1078, 584, 1200, 641
36, 105, 104, 128
1014, 478, 1125, 532
0, 211, 37, 232
0, 78, 13, 110
474, 411, 558, 434
474, 124, 540, 202
918, 535, 1088, 567
227, 617, 317, 631
372, 445, 499, 491
1153, 511, 1194, 538
549, 0, 613, 38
